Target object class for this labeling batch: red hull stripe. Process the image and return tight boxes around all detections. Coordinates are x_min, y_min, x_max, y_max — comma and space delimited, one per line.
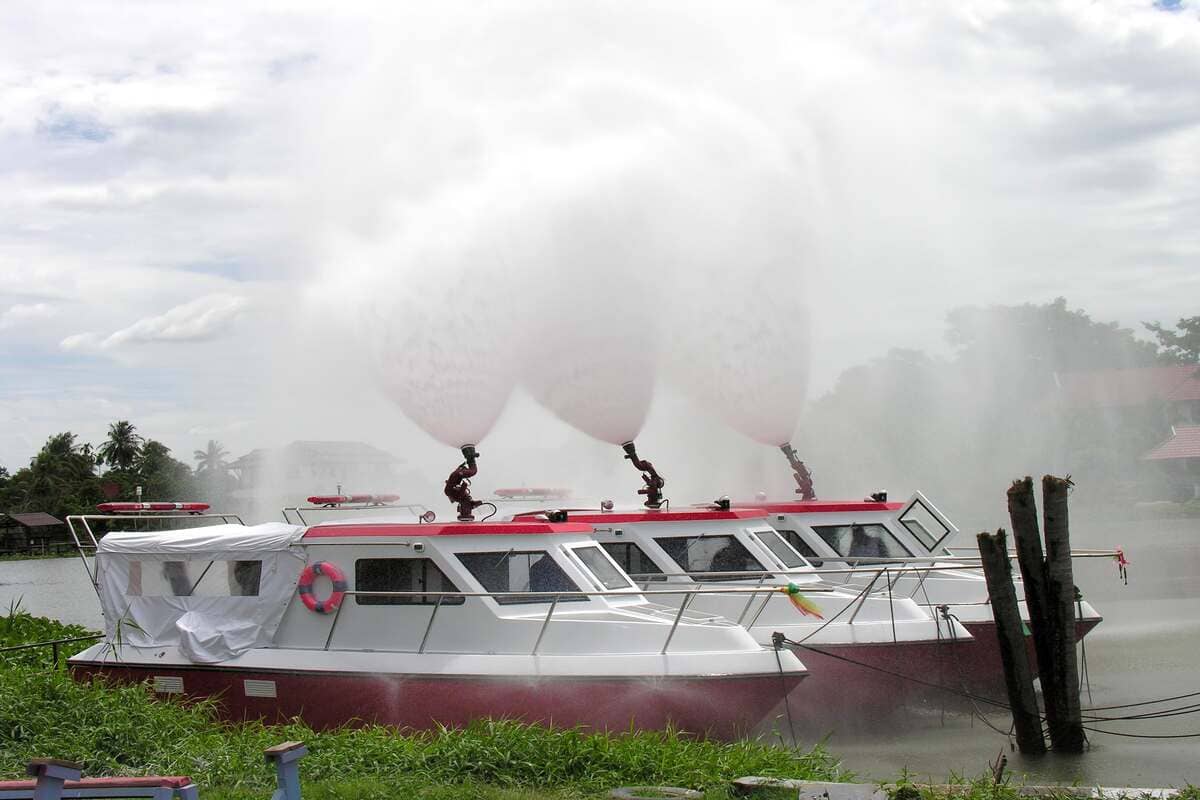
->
304, 521, 595, 538
516, 509, 768, 524
69, 663, 798, 738
741, 501, 904, 514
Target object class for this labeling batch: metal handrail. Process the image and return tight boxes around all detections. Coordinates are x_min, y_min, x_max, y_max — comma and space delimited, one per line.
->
310, 585, 805, 657
0, 634, 103, 667
281, 504, 429, 526
66, 513, 246, 591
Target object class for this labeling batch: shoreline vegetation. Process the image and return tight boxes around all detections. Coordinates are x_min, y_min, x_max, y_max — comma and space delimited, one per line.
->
1, 609, 1196, 800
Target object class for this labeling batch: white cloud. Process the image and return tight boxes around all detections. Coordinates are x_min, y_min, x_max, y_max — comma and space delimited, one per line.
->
1, 0, 1199, 470
60, 293, 249, 352
0, 302, 56, 329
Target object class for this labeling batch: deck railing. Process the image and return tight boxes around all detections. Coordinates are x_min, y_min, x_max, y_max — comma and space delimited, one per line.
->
309, 584, 840, 657
65, 513, 246, 591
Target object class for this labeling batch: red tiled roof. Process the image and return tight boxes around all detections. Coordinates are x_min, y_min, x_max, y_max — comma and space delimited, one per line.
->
1058, 366, 1199, 409
1143, 426, 1200, 461
2, 512, 64, 528
1164, 370, 1200, 402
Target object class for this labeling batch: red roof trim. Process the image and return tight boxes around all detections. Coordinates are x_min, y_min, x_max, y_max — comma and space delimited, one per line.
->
515, 509, 768, 524
1142, 425, 1200, 461
304, 522, 594, 538
737, 501, 904, 514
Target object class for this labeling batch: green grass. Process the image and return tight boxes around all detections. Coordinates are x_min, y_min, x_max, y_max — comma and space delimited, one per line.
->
0, 609, 845, 796
0, 552, 75, 562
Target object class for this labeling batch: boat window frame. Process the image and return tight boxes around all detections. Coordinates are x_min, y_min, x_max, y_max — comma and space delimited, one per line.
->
895, 494, 956, 553
810, 522, 913, 564
125, 558, 263, 598
770, 527, 826, 568
651, 532, 768, 582
598, 539, 670, 582
353, 556, 466, 606
454, 548, 589, 605
749, 527, 811, 570
563, 544, 636, 592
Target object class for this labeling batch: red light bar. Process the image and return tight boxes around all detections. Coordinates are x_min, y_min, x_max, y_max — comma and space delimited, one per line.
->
96, 502, 211, 513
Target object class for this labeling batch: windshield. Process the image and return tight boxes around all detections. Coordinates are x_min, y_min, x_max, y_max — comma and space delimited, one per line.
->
456, 550, 586, 604
600, 541, 666, 582
774, 529, 824, 567
812, 524, 912, 563
898, 498, 954, 552
653, 534, 766, 581
753, 529, 808, 569
571, 546, 633, 590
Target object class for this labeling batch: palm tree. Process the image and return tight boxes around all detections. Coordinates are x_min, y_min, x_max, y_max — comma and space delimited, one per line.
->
193, 440, 229, 475
97, 421, 143, 470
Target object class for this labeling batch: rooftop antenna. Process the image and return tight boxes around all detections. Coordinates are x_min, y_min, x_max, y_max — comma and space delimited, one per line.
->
621, 441, 666, 510
779, 442, 816, 501
444, 445, 483, 522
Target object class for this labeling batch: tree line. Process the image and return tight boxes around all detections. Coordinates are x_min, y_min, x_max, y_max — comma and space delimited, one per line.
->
797, 301, 1197, 519
0, 424, 235, 521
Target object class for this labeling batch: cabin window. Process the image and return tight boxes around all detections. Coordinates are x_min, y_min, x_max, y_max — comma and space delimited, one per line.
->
354, 558, 464, 606
653, 535, 766, 581
570, 546, 633, 590
125, 560, 262, 597
898, 499, 953, 551
600, 542, 666, 582
774, 529, 824, 567
752, 530, 808, 569
456, 550, 586, 605
811, 524, 912, 563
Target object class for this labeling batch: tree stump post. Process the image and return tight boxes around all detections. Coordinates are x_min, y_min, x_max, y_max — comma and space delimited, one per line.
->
976, 529, 1045, 754
1042, 475, 1085, 752
1006, 477, 1057, 724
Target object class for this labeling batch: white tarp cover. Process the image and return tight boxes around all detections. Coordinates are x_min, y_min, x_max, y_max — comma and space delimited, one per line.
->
95, 522, 307, 663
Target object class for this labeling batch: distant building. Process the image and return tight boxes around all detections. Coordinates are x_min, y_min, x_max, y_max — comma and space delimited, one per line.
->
1056, 365, 1200, 501
1143, 425, 1200, 499
1057, 365, 1200, 424
228, 441, 434, 509
0, 511, 68, 555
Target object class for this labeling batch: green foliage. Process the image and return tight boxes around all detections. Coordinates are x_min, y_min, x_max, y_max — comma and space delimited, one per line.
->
799, 298, 1181, 516
0, 432, 103, 518
0, 602, 97, 668
1144, 316, 1200, 364
1, 424, 202, 524
0, 667, 844, 791
96, 421, 144, 470
0, 612, 844, 792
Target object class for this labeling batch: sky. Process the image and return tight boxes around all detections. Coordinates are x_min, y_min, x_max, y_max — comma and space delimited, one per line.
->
1, 0, 1199, 485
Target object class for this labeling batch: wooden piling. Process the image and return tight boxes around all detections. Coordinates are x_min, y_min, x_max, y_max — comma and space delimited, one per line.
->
1042, 475, 1085, 752
1006, 477, 1057, 722
976, 529, 1045, 754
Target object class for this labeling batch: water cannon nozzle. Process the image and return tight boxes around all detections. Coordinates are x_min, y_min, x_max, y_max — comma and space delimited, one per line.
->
869, 490, 888, 503
779, 441, 816, 501
618, 440, 666, 510
545, 509, 568, 523
713, 496, 731, 511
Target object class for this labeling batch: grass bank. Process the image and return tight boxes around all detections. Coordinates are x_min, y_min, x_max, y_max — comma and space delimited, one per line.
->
0, 609, 845, 798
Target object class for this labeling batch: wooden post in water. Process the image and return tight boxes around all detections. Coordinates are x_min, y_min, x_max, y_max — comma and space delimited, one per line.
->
1006, 477, 1057, 726
1042, 475, 1085, 752
977, 529, 1045, 754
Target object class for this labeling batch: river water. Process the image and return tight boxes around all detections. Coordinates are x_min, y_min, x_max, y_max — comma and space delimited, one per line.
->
1, 516, 1196, 786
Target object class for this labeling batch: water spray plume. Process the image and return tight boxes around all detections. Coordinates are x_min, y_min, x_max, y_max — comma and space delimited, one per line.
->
444, 444, 483, 522
621, 440, 666, 510
780, 442, 816, 500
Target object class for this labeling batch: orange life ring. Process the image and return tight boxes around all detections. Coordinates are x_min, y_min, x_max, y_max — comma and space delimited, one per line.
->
297, 561, 347, 613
